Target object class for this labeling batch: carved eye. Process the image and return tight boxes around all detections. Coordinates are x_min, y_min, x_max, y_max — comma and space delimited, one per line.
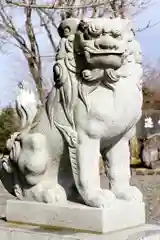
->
102, 30, 112, 37
88, 23, 102, 37
103, 25, 111, 34
111, 29, 121, 38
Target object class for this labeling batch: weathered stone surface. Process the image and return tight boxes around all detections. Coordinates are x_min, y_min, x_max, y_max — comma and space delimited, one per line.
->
6, 200, 145, 234
1, 17, 144, 210
1, 17, 145, 238
0, 223, 160, 240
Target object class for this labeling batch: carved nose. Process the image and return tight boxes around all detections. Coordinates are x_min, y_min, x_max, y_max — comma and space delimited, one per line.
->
95, 35, 118, 50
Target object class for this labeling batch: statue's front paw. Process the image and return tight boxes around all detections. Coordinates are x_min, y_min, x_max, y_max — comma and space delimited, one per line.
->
31, 182, 67, 204
112, 186, 143, 202
43, 185, 67, 204
83, 188, 116, 208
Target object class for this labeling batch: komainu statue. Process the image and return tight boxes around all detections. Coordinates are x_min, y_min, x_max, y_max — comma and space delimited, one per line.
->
1, 17, 143, 208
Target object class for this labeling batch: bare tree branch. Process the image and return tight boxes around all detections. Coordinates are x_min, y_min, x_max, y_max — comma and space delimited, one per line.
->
0, 4, 32, 56
0, 1, 47, 102
136, 20, 160, 33
24, 0, 45, 103
39, 9, 58, 29
5, 0, 107, 9
36, 9, 57, 51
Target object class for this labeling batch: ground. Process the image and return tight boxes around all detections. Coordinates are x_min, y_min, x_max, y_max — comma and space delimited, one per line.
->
101, 170, 160, 225
0, 170, 160, 225
131, 170, 160, 224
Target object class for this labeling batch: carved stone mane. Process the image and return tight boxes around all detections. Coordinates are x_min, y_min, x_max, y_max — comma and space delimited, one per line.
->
47, 17, 142, 129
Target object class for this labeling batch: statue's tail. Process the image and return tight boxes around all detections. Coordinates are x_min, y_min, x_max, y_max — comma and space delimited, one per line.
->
16, 87, 38, 130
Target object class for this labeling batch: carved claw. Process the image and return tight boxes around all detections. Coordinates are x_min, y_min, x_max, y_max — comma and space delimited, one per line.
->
6, 132, 21, 151
31, 182, 67, 204
1, 155, 13, 173
43, 185, 67, 204
13, 183, 23, 200
82, 187, 116, 208
6, 133, 21, 164
112, 186, 143, 202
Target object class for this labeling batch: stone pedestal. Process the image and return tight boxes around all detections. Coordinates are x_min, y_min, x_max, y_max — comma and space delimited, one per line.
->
0, 222, 160, 240
6, 200, 145, 234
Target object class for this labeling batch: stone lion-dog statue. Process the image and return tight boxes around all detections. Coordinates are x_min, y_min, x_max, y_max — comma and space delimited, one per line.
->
1, 17, 143, 208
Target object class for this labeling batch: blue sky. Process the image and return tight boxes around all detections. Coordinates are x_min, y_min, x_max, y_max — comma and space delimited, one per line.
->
135, 0, 160, 63
0, 1, 160, 107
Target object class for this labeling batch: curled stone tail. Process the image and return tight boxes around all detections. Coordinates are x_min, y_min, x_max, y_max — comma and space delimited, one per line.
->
16, 88, 38, 130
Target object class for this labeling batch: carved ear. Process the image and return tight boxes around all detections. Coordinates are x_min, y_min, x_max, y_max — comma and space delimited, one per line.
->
58, 18, 80, 38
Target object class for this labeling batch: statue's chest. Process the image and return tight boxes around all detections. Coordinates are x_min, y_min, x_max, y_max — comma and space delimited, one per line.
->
90, 83, 142, 115
86, 84, 142, 138
115, 82, 142, 115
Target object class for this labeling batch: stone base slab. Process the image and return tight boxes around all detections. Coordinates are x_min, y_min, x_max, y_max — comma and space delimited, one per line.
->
0, 223, 160, 240
6, 200, 145, 234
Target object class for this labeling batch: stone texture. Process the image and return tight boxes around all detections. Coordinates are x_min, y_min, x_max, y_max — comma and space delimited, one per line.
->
0, 17, 146, 239
1, 17, 144, 210
6, 200, 145, 234
0, 223, 160, 240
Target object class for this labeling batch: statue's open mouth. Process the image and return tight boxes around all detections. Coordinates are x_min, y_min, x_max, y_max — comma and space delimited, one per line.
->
84, 45, 125, 56
84, 48, 124, 70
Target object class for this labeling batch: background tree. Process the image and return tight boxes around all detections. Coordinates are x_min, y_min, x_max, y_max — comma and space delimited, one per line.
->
0, 1, 59, 103
143, 61, 160, 110
0, 106, 19, 153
